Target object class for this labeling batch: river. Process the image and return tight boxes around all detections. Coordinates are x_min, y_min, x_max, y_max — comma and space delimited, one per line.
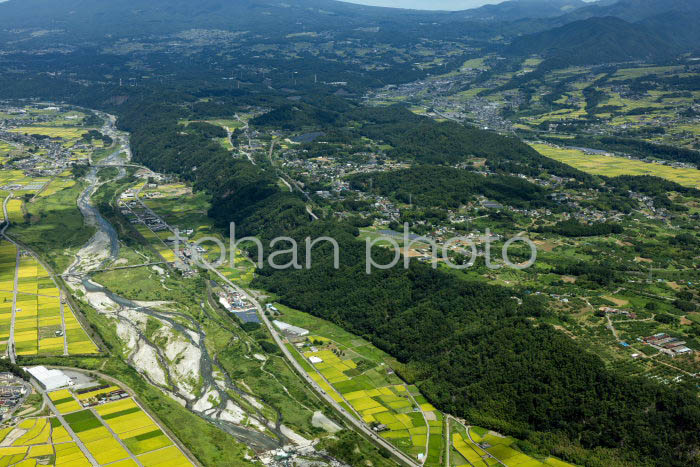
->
64, 114, 286, 453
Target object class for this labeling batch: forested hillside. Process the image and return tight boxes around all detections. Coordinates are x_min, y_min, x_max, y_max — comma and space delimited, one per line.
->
507, 17, 676, 65
122, 94, 700, 467
349, 166, 554, 209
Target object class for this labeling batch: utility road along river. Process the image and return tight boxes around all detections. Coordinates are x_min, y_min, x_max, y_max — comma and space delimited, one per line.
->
63, 114, 290, 452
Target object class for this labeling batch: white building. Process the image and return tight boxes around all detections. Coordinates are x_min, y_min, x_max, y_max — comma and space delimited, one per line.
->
219, 297, 232, 311
273, 320, 309, 337
25, 366, 72, 391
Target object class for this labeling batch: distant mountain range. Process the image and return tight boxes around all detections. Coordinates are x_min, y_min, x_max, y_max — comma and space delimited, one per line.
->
507, 16, 673, 64
450, 0, 589, 21
507, 0, 700, 64
0, 0, 698, 65
556, 0, 700, 22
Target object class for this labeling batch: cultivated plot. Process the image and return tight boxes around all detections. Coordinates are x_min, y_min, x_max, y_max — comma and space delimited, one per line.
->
4, 253, 98, 356
0, 416, 91, 467
531, 143, 700, 189
51, 387, 193, 467
282, 308, 439, 464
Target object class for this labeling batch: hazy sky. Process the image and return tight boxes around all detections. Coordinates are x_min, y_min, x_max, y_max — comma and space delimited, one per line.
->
341, 0, 504, 10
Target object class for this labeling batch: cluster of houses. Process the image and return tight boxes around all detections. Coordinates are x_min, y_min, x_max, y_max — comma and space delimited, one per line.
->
642, 333, 693, 357
599, 306, 638, 319
119, 193, 169, 232
217, 288, 259, 323
0, 128, 83, 175
0, 373, 28, 419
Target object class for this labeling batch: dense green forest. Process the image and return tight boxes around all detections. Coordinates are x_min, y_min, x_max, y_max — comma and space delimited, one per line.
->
537, 220, 624, 237
349, 166, 554, 209
121, 94, 700, 467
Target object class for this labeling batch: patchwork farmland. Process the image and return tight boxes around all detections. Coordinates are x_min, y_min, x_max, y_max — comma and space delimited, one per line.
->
0, 241, 17, 354
0, 417, 92, 467
0, 245, 98, 357
0, 385, 193, 467
277, 305, 443, 465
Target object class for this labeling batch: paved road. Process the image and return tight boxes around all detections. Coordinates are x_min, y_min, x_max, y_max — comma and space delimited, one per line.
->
445, 416, 450, 467
60, 294, 68, 356
306, 205, 319, 221
205, 262, 420, 467
406, 390, 429, 464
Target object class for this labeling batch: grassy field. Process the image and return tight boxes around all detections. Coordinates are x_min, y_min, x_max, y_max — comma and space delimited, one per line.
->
10, 181, 95, 273
531, 143, 700, 188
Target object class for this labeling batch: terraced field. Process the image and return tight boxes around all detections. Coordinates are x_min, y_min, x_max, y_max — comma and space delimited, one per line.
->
531, 143, 700, 189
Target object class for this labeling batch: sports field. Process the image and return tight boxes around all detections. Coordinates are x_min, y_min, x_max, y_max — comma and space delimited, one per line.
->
531, 143, 700, 189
